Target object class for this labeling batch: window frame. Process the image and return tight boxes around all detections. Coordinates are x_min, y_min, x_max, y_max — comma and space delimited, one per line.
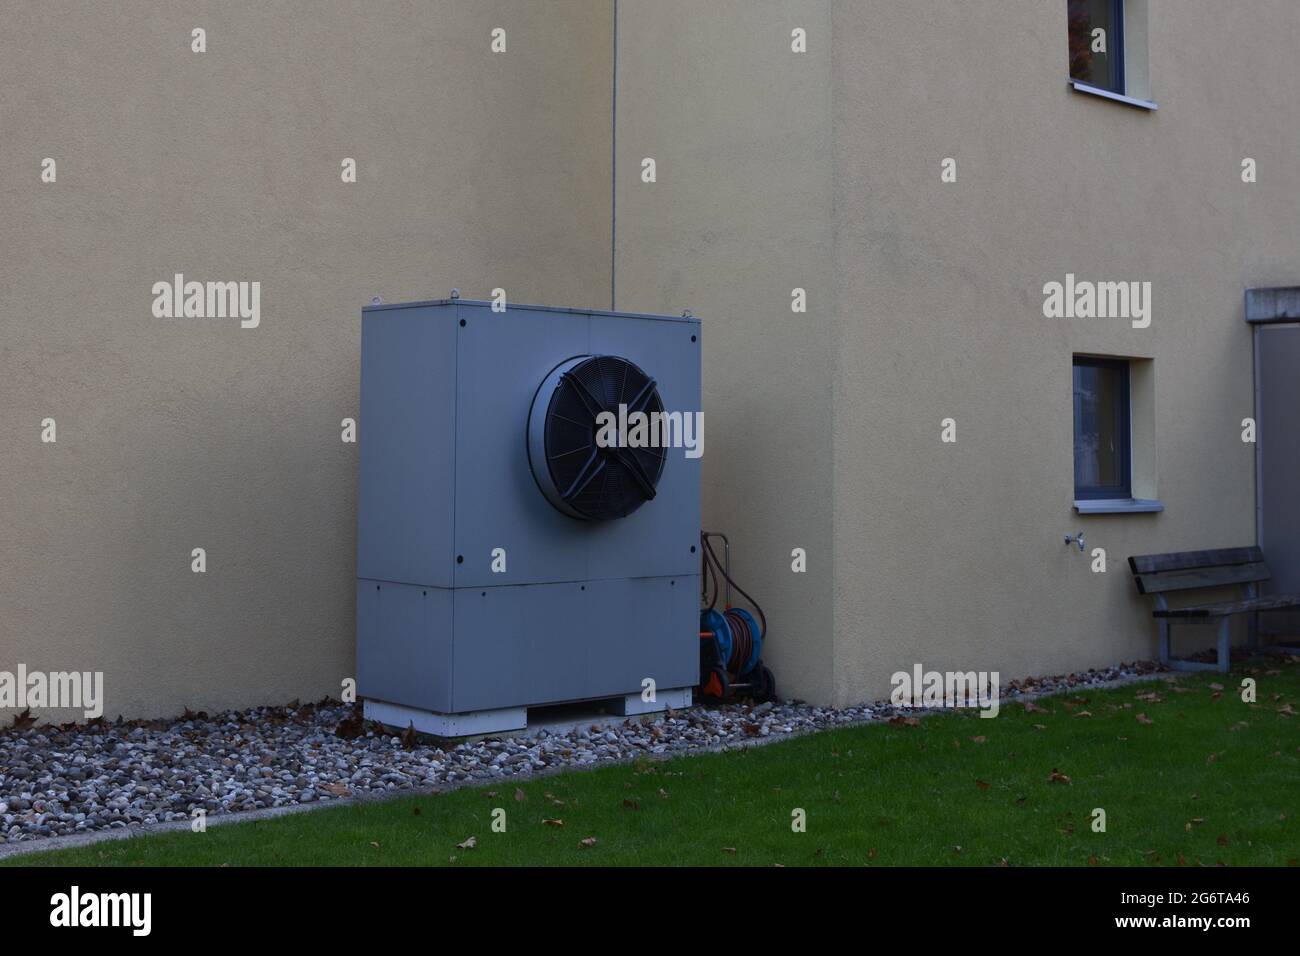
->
1072, 356, 1132, 501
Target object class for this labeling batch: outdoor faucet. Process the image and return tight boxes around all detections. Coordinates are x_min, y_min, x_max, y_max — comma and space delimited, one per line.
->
1064, 532, 1085, 553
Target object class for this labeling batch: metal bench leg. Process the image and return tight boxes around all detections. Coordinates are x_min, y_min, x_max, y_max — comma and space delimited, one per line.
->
1158, 619, 1171, 667
1248, 609, 1260, 649
1216, 617, 1231, 673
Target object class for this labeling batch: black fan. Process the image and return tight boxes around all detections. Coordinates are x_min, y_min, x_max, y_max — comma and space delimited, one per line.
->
532, 355, 667, 521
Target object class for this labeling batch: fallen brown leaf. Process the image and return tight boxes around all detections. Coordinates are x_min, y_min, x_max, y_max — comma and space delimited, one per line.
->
334, 713, 364, 739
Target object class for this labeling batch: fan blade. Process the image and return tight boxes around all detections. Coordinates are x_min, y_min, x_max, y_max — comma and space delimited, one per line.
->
560, 448, 607, 502
624, 376, 659, 414
560, 371, 612, 422
610, 446, 658, 501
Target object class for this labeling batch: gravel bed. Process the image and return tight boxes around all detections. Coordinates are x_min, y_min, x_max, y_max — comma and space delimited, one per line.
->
0, 660, 1162, 846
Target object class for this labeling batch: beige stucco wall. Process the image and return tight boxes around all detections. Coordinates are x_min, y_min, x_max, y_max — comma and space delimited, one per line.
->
5, 1, 1295, 719
0, 1, 613, 719
830, 0, 1300, 705
612, 0, 836, 704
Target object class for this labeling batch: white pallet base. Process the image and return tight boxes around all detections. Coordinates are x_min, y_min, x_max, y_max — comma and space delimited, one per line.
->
365, 686, 694, 738
611, 686, 692, 715
364, 699, 527, 738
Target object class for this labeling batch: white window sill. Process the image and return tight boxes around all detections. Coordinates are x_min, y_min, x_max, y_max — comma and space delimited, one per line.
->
1069, 80, 1158, 111
1074, 498, 1165, 515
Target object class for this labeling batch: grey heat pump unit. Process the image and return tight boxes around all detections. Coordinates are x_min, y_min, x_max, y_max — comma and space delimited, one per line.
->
355, 298, 702, 736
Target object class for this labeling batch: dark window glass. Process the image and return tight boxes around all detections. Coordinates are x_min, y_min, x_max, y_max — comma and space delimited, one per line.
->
1069, 0, 1124, 94
1073, 358, 1131, 499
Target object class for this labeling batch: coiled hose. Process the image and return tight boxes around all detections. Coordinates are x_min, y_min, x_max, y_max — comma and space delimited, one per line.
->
701, 533, 767, 677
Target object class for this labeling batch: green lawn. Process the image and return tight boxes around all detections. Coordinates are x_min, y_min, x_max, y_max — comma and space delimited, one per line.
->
7, 663, 1298, 866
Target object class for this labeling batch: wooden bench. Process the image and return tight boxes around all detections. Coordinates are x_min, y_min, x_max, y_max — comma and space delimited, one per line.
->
1128, 547, 1300, 672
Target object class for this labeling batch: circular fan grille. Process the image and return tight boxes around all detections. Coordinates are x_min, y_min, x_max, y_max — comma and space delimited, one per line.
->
535, 355, 666, 521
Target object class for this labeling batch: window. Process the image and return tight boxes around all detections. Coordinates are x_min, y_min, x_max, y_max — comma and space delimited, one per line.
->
1073, 357, 1130, 500
1068, 0, 1125, 94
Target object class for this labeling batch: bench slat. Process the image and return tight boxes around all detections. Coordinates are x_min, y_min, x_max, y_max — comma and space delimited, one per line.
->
1128, 547, 1262, 575
1134, 561, 1271, 594
1154, 594, 1300, 618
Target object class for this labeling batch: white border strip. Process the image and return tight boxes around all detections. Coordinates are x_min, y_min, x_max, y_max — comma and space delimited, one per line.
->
1070, 80, 1158, 111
